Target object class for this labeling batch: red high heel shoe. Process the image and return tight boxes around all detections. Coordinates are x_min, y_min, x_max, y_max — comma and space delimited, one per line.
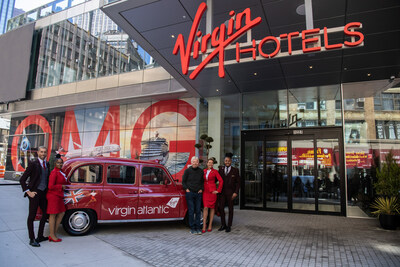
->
207, 229, 212, 232
49, 236, 62, 242
201, 229, 206, 233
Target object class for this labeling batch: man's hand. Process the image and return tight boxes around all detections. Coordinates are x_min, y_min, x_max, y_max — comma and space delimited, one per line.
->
186, 189, 190, 193
212, 191, 218, 194
232, 193, 238, 200
198, 190, 203, 193
27, 191, 37, 198
62, 185, 66, 190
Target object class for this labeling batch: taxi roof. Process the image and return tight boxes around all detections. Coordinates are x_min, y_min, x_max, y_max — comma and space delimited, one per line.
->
62, 157, 166, 174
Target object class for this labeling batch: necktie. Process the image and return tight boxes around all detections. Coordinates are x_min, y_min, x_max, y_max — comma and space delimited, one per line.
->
225, 167, 228, 175
42, 161, 46, 169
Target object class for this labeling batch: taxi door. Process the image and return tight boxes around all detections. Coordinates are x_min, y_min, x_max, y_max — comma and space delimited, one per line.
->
100, 163, 139, 220
137, 165, 181, 219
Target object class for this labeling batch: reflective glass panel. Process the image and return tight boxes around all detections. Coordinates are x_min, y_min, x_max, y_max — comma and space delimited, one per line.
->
292, 139, 315, 211
265, 140, 288, 209
244, 141, 263, 207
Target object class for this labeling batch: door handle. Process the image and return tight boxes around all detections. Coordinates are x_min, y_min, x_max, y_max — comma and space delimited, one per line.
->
140, 190, 147, 193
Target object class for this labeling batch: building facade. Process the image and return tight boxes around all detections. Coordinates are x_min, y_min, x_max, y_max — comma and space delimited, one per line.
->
1, 0, 399, 218
0, 0, 15, 34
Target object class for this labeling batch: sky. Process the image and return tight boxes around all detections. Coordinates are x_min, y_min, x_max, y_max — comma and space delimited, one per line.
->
15, 0, 53, 12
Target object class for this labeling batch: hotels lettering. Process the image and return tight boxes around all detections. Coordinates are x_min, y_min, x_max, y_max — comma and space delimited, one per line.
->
173, 2, 364, 80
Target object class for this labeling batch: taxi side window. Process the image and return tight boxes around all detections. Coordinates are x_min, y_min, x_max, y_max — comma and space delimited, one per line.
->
141, 167, 170, 185
71, 165, 102, 183
107, 165, 135, 184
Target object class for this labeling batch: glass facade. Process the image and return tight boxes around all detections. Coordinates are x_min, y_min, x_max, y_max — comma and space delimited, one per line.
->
343, 84, 400, 217
242, 85, 341, 129
6, 0, 89, 32
0, 0, 15, 34
7, 99, 197, 182
32, 9, 155, 89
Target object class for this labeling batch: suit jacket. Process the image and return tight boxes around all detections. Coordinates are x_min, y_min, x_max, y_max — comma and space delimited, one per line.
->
218, 165, 240, 195
19, 159, 50, 194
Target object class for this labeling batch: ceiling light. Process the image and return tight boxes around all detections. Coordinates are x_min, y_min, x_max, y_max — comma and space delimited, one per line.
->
182, 15, 186, 19
344, 67, 347, 70
296, 4, 305, 16
309, 65, 313, 69
367, 73, 371, 77
253, 72, 257, 76
171, 35, 175, 38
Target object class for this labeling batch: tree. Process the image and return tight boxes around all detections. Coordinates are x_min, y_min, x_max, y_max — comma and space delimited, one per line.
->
374, 150, 400, 197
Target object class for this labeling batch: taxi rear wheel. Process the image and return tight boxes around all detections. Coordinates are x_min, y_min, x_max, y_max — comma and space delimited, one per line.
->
63, 209, 96, 236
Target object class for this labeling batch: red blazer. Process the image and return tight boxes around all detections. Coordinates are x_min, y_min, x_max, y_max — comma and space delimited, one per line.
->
203, 168, 223, 193
47, 168, 69, 198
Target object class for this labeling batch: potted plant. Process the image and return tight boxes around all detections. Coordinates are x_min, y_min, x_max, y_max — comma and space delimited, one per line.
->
370, 196, 400, 230
371, 150, 400, 229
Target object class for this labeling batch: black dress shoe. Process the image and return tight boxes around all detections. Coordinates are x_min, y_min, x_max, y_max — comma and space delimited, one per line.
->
225, 226, 231, 233
35, 236, 48, 243
218, 225, 227, 231
29, 239, 40, 247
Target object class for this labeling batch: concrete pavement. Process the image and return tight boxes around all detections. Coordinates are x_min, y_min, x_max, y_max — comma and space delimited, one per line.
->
1, 185, 399, 266
0, 185, 150, 267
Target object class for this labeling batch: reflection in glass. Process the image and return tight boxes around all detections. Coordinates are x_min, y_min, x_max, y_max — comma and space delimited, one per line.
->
244, 141, 263, 208
265, 141, 288, 209
292, 139, 315, 211
288, 85, 341, 128
317, 139, 341, 212
33, 9, 150, 89
242, 90, 287, 129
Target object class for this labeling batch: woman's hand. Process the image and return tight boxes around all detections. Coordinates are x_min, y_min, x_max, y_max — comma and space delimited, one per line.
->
212, 191, 218, 194
62, 185, 66, 190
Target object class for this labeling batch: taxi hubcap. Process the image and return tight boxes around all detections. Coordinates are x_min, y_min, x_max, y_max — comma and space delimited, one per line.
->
69, 211, 90, 232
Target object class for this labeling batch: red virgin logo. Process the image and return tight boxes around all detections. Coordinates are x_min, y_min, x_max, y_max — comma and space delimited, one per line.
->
173, 2, 261, 80
173, 3, 364, 80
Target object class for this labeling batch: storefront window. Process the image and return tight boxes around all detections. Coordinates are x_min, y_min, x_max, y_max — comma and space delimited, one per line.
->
343, 81, 400, 217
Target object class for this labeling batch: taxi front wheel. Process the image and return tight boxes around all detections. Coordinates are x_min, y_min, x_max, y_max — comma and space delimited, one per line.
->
62, 209, 96, 236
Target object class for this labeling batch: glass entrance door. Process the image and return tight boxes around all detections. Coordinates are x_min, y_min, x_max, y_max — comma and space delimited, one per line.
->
241, 128, 345, 215
291, 138, 316, 211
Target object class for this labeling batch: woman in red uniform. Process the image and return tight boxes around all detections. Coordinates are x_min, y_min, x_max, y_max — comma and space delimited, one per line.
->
46, 155, 68, 242
202, 158, 223, 233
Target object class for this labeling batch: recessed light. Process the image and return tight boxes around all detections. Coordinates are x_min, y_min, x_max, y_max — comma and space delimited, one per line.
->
367, 73, 371, 77
171, 35, 175, 38
254, 72, 257, 76
182, 15, 186, 19
344, 67, 347, 70
296, 4, 305, 16
309, 65, 313, 69
216, 89, 220, 92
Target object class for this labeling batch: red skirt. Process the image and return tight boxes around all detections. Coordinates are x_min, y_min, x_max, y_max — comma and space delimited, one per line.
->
46, 193, 66, 214
203, 190, 217, 208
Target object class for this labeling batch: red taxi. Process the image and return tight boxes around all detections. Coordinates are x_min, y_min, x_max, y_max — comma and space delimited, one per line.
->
60, 157, 187, 235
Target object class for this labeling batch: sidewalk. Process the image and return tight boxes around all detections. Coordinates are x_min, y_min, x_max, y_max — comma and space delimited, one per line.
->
0, 185, 150, 267
1, 185, 399, 267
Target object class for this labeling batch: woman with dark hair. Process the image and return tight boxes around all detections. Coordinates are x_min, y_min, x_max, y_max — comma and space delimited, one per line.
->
46, 155, 68, 242
202, 158, 223, 233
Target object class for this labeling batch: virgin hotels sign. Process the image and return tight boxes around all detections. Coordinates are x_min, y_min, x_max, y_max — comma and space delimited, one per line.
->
173, 2, 364, 80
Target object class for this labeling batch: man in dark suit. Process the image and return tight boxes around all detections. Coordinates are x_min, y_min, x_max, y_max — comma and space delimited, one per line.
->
218, 153, 240, 233
19, 146, 49, 247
